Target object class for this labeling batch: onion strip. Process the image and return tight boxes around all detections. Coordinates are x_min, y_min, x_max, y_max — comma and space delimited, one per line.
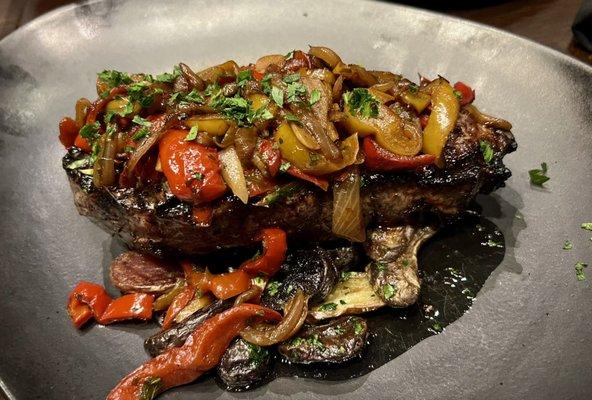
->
332, 166, 365, 242
218, 145, 249, 204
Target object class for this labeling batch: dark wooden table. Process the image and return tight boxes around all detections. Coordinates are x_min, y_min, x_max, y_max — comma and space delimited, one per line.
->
1, 0, 590, 64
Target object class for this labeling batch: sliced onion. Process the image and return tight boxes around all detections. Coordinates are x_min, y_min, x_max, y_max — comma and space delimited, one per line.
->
465, 104, 513, 131
218, 145, 249, 204
308, 46, 343, 69
332, 166, 365, 242
93, 132, 118, 187
75, 98, 91, 129
332, 75, 344, 102
240, 290, 308, 346
254, 54, 285, 73
179, 62, 205, 91
289, 104, 341, 162
234, 285, 263, 306
291, 122, 320, 150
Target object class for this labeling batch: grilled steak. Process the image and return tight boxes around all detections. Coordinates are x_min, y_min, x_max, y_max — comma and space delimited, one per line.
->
63, 108, 515, 256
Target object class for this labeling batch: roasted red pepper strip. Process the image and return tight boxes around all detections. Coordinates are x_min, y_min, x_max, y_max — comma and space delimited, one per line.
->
286, 166, 329, 191
258, 139, 281, 177
99, 293, 154, 325
74, 134, 92, 152
106, 304, 282, 400
453, 81, 475, 106
161, 286, 196, 330
159, 129, 227, 204
240, 228, 287, 276
58, 117, 79, 148
363, 137, 436, 171
67, 282, 112, 328
209, 270, 252, 300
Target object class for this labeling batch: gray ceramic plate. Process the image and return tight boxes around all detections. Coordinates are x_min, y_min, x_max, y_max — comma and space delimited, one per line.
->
1, 0, 591, 399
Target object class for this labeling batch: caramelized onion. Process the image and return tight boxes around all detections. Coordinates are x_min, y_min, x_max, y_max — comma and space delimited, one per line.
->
240, 290, 308, 346
179, 62, 205, 91
234, 285, 263, 306
289, 105, 341, 162
308, 46, 343, 69
218, 145, 249, 204
75, 98, 91, 129
93, 132, 117, 187
465, 104, 513, 131
332, 166, 365, 242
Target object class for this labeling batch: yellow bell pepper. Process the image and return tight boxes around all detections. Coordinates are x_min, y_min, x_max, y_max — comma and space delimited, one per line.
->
400, 90, 431, 113
274, 122, 358, 176
340, 103, 421, 156
105, 97, 141, 116
421, 80, 460, 165
184, 115, 230, 136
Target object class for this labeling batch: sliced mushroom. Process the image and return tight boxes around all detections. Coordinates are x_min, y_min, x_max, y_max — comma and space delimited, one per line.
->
217, 338, 271, 390
365, 226, 436, 308
278, 316, 368, 364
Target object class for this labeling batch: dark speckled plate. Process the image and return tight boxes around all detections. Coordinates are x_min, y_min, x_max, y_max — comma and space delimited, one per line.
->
0, 0, 591, 399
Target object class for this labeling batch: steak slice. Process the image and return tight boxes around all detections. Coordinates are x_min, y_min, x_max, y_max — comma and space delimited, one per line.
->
63, 109, 516, 256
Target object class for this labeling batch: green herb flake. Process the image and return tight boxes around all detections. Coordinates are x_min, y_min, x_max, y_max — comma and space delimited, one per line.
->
308, 151, 321, 166
139, 376, 162, 400
408, 83, 419, 93
246, 343, 268, 367
353, 321, 364, 335
563, 240, 573, 250
271, 86, 284, 107
283, 73, 300, 84
401, 259, 410, 268
318, 302, 338, 312
479, 140, 494, 164
192, 172, 203, 181
340, 271, 354, 282
66, 158, 92, 170
286, 82, 307, 104
266, 281, 280, 296
291, 337, 304, 347
185, 89, 205, 104
308, 334, 324, 349
132, 115, 152, 127
343, 88, 379, 118
575, 262, 588, 281
97, 70, 132, 89
285, 50, 295, 60
333, 325, 345, 335
339, 299, 347, 305
261, 73, 273, 94
252, 276, 265, 286
285, 113, 300, 123
485, 239, 503, 248
236, 69, 253, 87
375, 262, 388, 272
581, 222, 592, 231
529, 162, 550, 187
132, 127, 150, 141
432, 322, 443, 333
309, 89, 321, 106
382, 283, 396, 300
154, 72, 176, 83
279, 161, 291, 173
453, 90, 463, 100
185, 126, 199, 141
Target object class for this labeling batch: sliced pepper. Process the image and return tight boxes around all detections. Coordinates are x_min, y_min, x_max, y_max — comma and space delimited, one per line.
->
258, 139, 281, 177
240, 228, 287, 276
453, 81, 475, 106
209, 270, 252, 300
363, 137, 435, 171
99, 293, 154, 325
106, 304, 282, 400
286, 165, 329, 191
421, 79, 460, 165
158, 129, 227, 204
67, 281, 112, 328
59, 117, 79, 148
161, 286, 196, 330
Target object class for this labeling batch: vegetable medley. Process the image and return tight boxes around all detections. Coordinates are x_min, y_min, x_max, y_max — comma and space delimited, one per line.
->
59, 47, 480, 243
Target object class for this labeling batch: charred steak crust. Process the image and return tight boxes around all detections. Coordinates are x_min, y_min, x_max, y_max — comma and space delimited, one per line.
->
63, 110, 516, 256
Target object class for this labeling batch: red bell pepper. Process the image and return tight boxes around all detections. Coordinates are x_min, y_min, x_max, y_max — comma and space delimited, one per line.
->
58, 117, 79, 148
74, 134, 92, 152
67, 282, 112, 328
106, 304, 282, 400
286, 166, 329, 191
209, 270, 252, 300
363, 137, 436, 171
161, 286, 196, 330
158, 129, 227, 204
258, 139, 281, 177
240, 228, 287, 276
99, 293, 154, 325
453, 81, 475, 106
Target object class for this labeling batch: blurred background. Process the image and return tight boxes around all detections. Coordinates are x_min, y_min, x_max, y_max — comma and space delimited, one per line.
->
0, 0, 590, 63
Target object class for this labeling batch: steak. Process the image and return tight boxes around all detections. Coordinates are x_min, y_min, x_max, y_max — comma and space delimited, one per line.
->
63, 109, 516, 256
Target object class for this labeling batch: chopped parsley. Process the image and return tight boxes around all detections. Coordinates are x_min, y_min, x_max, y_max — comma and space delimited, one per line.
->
318, 302, 338, 312
581, 222, 592, 231
213, 95, 273, 127
279, 161, 291, 173
575, 262, 588, 281
340, 271, 354, 282
246, 343, 268, 367
479, 140, 494, 164
285, 50, 295, 60
343, 88, 379, 118
354, 320, 364, 335
282, 73, 300, 84
286, 82, 307, 104
132, 127, 150, 141
401, 259, 410, 268
261, 73, 273, 94
375, 262, 387, 272
266, 281, 280, 296
139, 376, 162, 400
432, 322, 443, 333
309, 89, 321, 106
485, 239, 503, 248
236, 69, 253, 87
339, 299, 347, 305
66, 158, 92, 170
97, 70, 132, 89
79, 122, 101, 143
382, 283, 396, 300
529, 162, 550, 186
308, 334, 324, 349
185, 126, 198, 141
563, 240, 573, 250
333, 325, 345, 335
453, 90, 463, 100
285, 113, 300, 123
271, 86, 284, 107
127, 82, 155, 108
308, 151, 321, 166
184, 89, 205, 104
407, 83, 419, 93
132, 115, 152, 127
154, 72, 176, 83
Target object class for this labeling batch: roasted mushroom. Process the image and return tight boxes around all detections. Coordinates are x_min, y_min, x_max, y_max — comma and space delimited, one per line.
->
217, 338, 271, 390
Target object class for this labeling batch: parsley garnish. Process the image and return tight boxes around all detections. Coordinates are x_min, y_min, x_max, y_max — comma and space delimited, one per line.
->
581, 222, 592, 231
340, 271, 354, 282
285, 113, 300, 123
318, 302, 337, 312
261, 73, 273, 94
339, 299, 347, 305
343, 88, 379, 118
132, 115, 151, 127
236, 69, 253, 87
308, 334, 324, 349
291, 337, 304, 347
563, 240, 573, 250
154, 72, 175, 83
309, 89, 321, 106
375, 262, 387, 272
185, 126, 198, 141
333, 325, 345, 335
408, 83, 419, 93
79, 122, 101, 142
283, 73, 300, 84
139, 377, 162, 400
97, 70, 132, 89
271, 86, 284, 107
453, 90, 463, 100
432, 322, 443, 333
479, 140, 494, 164
246, 343, 268, 367
575, 262, 588, 281
485, 239, 503, 248
132, 127, 150, 141
285, 50, 295, 60
213, 95, 273, 127
354, 321, 364, 335
279, 161, 291, 173
382, 283, 396, 300
266, 281, 280, 296
529, 162, 550, 186
286, 82, 307, 104
184, 89, 205, 104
